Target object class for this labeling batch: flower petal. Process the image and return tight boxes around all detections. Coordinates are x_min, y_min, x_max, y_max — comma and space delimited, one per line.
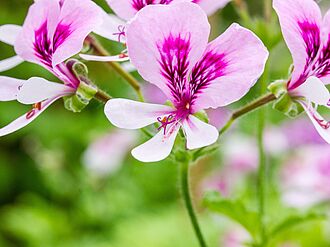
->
182, 115, 218, 149
15, 0, 102, 68
0, 24, 22, 45
273, 0, 322, 90
0, 55, 24, 73
0, 76, 25, 101
17, 77, 74, 105
0, 96, 61, 137
131, 126, 180, 162
79, 54, 129, 62
295, 76, 330, 105
301, 103, 330, 144
93, 12, 126, 43
190, 23, 268, 111
194, 0, 230, 15
105, 99, 173, 129
126, 2, 210, 103
105, 0, 137, 21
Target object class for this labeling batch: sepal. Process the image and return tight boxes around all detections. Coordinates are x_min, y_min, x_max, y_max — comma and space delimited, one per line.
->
272, 93, 304, 118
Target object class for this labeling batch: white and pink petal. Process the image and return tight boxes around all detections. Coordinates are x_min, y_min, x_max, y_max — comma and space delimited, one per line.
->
190, 23, 268, 111
0, 56, 24, 73
17, 77, 74, 105
182, 115, 218, 149
0, 76, 25, 101
131, 125, 180, 162
126, 2, 210, 102
105, 99, 173, 129
0, 24, 22, 45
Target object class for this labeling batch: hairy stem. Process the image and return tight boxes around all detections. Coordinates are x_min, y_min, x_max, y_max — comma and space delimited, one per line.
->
86, 35, 144, 102
180, 159, 208, 247
220, 93, 276, 135
95, 89, 112, 103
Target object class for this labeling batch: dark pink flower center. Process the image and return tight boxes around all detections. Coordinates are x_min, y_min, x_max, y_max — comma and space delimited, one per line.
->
131, 0, 173, 11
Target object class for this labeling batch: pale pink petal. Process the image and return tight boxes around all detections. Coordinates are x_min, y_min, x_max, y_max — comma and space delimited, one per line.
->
51, 0, 103, 66
191, 23, 268, 111
15, 0, 102, 68
273, 0, 322, 90
0, 24, 22, 45
195, 0, 230, 15
106, 0, 137, 21
0, 96, 61, 137
17, 77, 74, 105
301, 102, 330, 144
126, 2, 210, 102
105, 99, 173, 129
182, 115, 218, 149
15, 0, 61, 66
0, 76, 25, 101
315, 9, 330, 84
93, 12, 126, 43
0, 56, 24, 72
294, 76, 330, 105
79, 54, 129, 62
131, 126, 180, 162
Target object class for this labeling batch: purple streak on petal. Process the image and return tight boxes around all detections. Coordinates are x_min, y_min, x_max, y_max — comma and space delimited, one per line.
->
131, 0, 173, 11
289, 21, 321, 90
190, 50, 227, 104
33, 21, 72, 69
157, 34, 191, 109
313, 34, 330, 78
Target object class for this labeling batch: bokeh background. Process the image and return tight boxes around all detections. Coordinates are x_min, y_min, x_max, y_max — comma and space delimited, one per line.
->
1, 0, 330, 246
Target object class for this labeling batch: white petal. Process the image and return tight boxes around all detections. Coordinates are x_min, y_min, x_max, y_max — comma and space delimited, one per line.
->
182, 115, 219, 149
131, 126, 180, 162
79, 54, 129, 62
0, 56, 24, 72
17, 77, 74, 105
0, 76, 25, 101
93, 12, 126, 43
301, 102, 330, 144
0, 96, 61, 137
0, 24, 22, 45
295, 76, 330, 105
104, 99, 172, 129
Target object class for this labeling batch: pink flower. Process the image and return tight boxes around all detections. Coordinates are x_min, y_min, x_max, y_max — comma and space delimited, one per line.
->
0, 0, 102, 136
104, 2, 268, 162
0, 0, 102, 72
82, 0, 231, 62
83, 130, 137, 176
274, 0, 330, 143
280, 145, 330, 208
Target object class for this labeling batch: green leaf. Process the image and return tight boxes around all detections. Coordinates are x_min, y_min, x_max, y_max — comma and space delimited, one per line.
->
269, 212, 327, 239
203, 191, 260, 239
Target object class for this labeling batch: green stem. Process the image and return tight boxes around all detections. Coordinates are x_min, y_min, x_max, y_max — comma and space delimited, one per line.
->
257, 65, 269, 246
86, 35, 145, 102
94, 89, 111, 103
180, 159, 208, 247
220, 93, 276, 135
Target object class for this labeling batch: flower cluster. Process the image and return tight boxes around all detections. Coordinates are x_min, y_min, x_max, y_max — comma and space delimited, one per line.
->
0, 0, 329, 164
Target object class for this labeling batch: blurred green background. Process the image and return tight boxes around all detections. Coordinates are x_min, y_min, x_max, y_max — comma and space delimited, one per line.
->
1, 0, 330, 246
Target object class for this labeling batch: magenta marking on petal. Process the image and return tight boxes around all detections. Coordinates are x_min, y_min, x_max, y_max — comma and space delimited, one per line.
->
113, 25, 126, 43
190, 50, 227, 102
313, 113, 330, 130
157, 33, 191, 105
33, 21, 72, 68
327, 99, 330, 107
313, 34, 330, 79
288, 21, 321, 90
131, 0, 173, 11
157, 114, 176, 135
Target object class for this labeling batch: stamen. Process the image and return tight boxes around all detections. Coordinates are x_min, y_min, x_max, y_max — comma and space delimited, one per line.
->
157, 114, 176, 135
113, 25, 126, 43
313, 114, 330, 130
119, 53, 128, 59
25, 102, 42, 120
327, 99, 330, 107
